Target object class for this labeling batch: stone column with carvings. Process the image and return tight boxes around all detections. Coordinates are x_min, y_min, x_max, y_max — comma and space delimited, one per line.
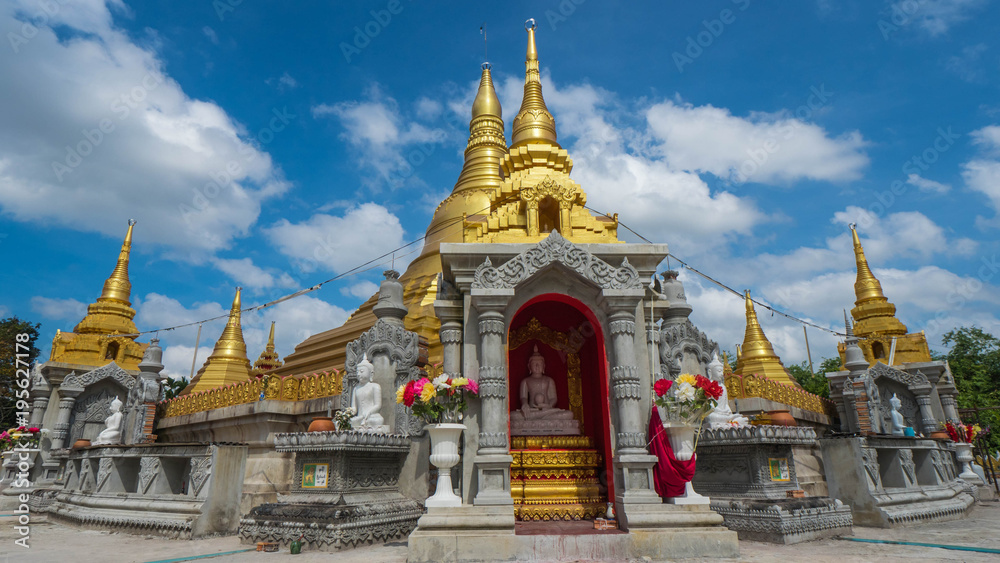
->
604, 291, 662, 519
939, 393, 960, 423
471, 290, 514, 506
29, 375, 51, 428
50, 383, 83, 450
914, 390, 939, 435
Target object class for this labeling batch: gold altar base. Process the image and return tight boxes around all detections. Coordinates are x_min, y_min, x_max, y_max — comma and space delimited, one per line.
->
511, 442, 606, 522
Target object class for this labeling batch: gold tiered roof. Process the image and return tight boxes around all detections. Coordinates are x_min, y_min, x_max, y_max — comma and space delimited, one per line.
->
181, 288, 252, 395
251, 321, 283, 376
49, 220, 147, 371
733, 291, 796, 386
275, 23, 619, 377
838, 225, 931, 366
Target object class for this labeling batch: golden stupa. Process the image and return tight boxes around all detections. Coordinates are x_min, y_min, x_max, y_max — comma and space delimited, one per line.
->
181, 288, 252, 394
733, 291, 796, 386
274, 22, 619, 377
251, 321, 283, 377
837, 224, 931, 366
49, 220, 147, 371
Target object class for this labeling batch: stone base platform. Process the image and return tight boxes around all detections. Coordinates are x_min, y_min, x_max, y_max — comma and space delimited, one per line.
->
710, 497, 853, 544
407, 504, 739, 562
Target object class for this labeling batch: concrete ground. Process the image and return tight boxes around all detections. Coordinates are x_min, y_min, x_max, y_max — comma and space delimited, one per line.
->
1, 501, 997, 563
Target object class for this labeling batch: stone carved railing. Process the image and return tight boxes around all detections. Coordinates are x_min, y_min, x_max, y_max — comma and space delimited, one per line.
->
725, 372, 838, 418
159, 370, 343, 418
273, 430, 412, 452
698, 425, 818, 446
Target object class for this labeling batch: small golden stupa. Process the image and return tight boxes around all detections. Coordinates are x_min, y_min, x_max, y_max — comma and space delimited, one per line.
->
838, 224, 931, 366
251, 321, 283, 377
181, 287, 252, 395
48, 220, 147, 371
733, 291, 797, 386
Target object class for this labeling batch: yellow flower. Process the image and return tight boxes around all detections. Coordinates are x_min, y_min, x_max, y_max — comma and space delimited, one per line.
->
677, 374, 697, 386
452, 377, 469, 387
396, 385, 406, 404
420, 382, 436, 402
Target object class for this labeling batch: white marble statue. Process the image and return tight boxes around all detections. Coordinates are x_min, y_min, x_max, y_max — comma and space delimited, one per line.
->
704, 353, 749, 430
349, 355, 389, 433
890, 393, 906, 436
511, 345, 580, 435
93, 396, 124, 445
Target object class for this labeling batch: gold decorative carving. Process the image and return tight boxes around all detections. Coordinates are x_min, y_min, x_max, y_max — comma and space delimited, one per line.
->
159, 369, 343, 418
725, 372, 837, 418
509, 317, 585, 430
511, 435, 594, 450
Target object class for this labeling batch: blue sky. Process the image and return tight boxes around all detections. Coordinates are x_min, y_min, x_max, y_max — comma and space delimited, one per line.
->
2, 0, 1000, 379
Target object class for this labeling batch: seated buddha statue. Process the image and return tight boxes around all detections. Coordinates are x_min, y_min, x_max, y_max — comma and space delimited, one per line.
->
703, 353, 749, 430
510, 346, 580, 436
349, 355, 389, 433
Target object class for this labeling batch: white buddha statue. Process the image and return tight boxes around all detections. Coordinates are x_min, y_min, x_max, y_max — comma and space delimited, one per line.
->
349, 355, 389, 433
93, 396, 124, 445
511, 346, 580, 436
890, 393, 906, 436
704, 353, 749, 430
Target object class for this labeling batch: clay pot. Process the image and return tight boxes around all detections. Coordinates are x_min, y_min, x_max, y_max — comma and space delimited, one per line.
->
307, 417, 335, 432
767, 410, 797, 427
929, 430, 951, 440
72, 439, 91, 449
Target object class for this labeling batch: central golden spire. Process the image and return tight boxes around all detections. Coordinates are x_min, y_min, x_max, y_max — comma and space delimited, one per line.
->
734, 291, 796, 386
511, 19, 559, 148
99, 218, 135, 305
849, 224, 908, 338
181, 287, 252, 395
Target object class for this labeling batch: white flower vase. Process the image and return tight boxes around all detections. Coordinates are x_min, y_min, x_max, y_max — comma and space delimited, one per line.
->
954, 443, 982, 483
425, 423, 466, 508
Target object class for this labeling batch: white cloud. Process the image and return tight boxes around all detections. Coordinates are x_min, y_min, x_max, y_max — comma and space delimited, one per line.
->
962, 125, 1000, 227
265, 203, 407, 274
945, 43, 987, 82
341, 280, 379, 300
30, 296, 88, 322
0, 0, 289, 258
201, 26, 219, 45
312, 85, 450, 190
889, 0, 986, 36
212, 257, 297, 291
645, 100, 869, 185
905, 173, 951, 193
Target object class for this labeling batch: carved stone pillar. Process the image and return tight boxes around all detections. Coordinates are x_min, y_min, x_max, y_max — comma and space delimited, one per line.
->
50, 384, 83, 450
645, 308, 662, 384
914, 390, 939, 435
435, 299, 464, 376
29, 378, 51, 428
471, 290, 514, 506
939, 393, 960, 423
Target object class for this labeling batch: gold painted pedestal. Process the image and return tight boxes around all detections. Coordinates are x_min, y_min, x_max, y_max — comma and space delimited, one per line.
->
510, 436, 606, 521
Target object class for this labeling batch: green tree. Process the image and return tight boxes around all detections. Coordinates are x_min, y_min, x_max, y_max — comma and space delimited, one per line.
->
163, 377, 189, 400
787, 360, 835, 398
942, 327, 1000, 453
0, 316, 42, 429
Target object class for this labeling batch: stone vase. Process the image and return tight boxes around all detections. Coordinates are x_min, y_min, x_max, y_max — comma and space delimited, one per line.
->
662, 423, 697, 461
425, 423, 465, 508
954, 443, 980, 481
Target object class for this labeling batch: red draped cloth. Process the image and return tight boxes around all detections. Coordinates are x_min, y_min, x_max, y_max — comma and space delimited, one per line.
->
647, 407, 697, 498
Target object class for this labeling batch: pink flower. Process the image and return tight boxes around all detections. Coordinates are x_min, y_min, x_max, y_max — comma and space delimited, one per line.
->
465, 378, 479, 395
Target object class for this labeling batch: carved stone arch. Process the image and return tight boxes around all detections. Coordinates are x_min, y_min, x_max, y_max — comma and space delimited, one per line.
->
472, 230, 642, 291
62, 361, 136, 391
659, 320, 718, 378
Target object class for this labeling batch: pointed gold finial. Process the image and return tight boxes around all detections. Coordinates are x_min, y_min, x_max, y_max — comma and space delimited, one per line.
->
99, 219, 136, 305
511, 19, 559, 148
453, 62, 506, 193
734, 291, 797, 386
252, 320, 282, 377
850, 223, 888, 305
182, 287, 252, 394
266, 320, 276, 350
848, 224, 908, 340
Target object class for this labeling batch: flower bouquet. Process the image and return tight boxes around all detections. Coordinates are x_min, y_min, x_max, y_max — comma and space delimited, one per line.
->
945, 420, 981, 443
396, 374, 479, 424
653, 374, 724, 461
1, 426, 41, 451
333, 407, 355, 431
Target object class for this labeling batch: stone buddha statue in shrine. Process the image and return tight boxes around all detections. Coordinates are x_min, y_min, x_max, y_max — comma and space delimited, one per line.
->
704, 353, 749, 430
350, 355, 389, 433
510, 345, 580, 436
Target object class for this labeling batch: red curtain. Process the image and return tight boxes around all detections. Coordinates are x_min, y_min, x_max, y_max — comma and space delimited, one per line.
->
647, 407, 697, 498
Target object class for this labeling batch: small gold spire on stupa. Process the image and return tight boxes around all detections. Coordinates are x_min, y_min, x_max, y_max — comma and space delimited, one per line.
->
181, 287, 252, 395
849, 223, 908, 338
511, 18, 559, 149
733, 291, 796, 386
453, 62, 506, 194
99, 219, 135, 305
251, 321, 283, 377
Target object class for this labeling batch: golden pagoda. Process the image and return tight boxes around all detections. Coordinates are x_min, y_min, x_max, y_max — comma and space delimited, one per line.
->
251, 321, 283, 377
837, 224, 931, 366
274, 22, 619, 377
181, 287, 252, 395
733, 291, 796, 386
49, 220, 147, 371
